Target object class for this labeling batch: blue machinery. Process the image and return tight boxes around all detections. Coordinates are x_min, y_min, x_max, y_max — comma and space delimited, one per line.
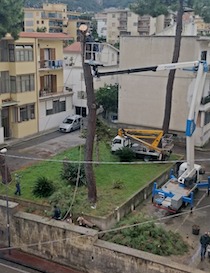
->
152, 175, 210, 213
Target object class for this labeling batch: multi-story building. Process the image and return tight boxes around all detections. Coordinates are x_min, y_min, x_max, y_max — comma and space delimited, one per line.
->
24, 3, 68, 33
63, 41, 119, 117
0, 32, 73, 143
24, 3, 92, 41
95, 9, 173, 45
195, 15, 210, 36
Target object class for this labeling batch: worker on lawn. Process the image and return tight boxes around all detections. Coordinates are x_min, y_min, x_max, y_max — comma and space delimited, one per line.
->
200, 231, 210, 261
14, 174, 21, 196
52, 205, 61, 220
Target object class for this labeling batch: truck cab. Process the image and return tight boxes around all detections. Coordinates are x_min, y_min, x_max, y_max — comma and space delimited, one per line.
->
111, 136, 130, 152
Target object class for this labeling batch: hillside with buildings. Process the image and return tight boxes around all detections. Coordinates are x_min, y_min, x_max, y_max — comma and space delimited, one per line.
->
24, 0, 133, 11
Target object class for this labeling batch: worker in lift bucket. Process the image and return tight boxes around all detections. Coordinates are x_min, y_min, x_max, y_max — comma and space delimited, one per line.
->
200, 231, 210, 261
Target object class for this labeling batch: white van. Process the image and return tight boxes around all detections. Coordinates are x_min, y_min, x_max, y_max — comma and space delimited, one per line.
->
59, 115, 82, 133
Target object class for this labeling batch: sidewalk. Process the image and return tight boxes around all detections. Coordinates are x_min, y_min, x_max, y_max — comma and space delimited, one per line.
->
0, 246, 82, 273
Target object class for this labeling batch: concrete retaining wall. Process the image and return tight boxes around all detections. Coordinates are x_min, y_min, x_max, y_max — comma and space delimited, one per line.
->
0, 203, 204, 273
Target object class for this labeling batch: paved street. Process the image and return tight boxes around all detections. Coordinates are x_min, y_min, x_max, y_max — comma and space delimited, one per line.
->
6, 130, 85, 172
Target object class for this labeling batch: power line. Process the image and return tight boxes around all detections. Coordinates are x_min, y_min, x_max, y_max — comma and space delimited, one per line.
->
5, 153, 210, 165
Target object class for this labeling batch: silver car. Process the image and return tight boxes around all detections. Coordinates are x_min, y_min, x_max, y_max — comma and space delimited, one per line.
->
59, 115, 82, 133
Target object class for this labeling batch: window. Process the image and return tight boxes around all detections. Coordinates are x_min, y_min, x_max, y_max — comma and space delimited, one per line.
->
0, 41, 9, 62
15, 45, 33, 62
9, 44, 15, 62
0, 71, 10, 94
77, 91, 86, 99
37, 20, 39, 24
16, 74, 35, 92
46, 99, 66, 115
14, 104, 35, 122
204, 111, 210, 125
25, 20, 34, 26
25, 12, 33, 18
112, 14, 116, 18
10, 76, 16, 93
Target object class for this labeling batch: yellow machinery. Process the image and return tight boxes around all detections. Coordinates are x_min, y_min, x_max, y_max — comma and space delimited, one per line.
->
112, 128, 174, 161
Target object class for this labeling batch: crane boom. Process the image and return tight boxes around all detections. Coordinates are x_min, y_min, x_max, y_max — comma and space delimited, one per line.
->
87, 60, 200, 77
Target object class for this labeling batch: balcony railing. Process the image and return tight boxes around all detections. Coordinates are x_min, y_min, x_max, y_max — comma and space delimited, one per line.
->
39, 60, 63, 70
39, 86, 73, 98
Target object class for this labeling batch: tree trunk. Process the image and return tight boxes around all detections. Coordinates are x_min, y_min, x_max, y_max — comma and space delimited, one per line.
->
162, 0, 184, 134
81, 33, 97, 204
0, 155, 12, 184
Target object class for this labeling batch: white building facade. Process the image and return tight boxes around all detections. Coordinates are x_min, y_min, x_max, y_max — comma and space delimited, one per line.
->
114, 35, 210, 147
63, 42, 119, 116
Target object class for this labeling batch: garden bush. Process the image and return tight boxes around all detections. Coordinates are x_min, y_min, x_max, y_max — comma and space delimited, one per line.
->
115, 147, 135, 162
103, 214, 189, 256
32, 176, 55, 198
61, 162, 86, 187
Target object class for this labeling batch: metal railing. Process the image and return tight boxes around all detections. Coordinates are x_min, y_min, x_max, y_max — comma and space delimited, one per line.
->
39, 59, 63, 70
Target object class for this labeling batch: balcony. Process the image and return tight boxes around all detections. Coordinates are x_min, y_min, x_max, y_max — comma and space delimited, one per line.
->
39, 86, 73, 99
138, 25, 150, 32
39, 60, 63, 70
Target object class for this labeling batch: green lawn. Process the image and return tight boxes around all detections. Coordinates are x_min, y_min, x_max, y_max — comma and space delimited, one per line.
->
1, 143, 177, 216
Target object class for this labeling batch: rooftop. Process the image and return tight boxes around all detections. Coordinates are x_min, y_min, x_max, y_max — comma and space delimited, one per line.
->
19, 32, 73, 40
63, 42, 81, 53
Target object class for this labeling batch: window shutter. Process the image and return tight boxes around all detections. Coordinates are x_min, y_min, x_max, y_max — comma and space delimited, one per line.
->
52, 75, 57, 92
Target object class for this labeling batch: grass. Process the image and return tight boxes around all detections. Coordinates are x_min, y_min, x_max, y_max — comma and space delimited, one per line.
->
1, 142, 178, 217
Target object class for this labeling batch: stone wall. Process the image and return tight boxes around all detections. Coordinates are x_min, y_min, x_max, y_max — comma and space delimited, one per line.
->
0, 203, 204, 273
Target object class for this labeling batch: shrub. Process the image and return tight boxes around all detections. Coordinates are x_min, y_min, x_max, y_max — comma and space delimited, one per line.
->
115, 147, 135, 162
32, 176, 55, 198
112, 179, 124, 189
103, 213, 189, 256
61, 162, 86, 187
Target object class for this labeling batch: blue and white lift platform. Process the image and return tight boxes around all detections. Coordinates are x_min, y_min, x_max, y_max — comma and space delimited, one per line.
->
152, 173, 210, 213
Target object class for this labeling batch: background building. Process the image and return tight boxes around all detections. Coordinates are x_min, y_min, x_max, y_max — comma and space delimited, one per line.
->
24, 3, 92, 41
63, 41, 119, 116
95, 9, 173, 45
110, 35, 210, 146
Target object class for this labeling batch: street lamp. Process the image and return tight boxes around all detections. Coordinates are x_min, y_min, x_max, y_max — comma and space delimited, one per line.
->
0, 148, 11, 254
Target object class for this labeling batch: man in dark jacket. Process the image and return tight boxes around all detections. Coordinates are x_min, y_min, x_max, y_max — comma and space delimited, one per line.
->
200, 231, 210, 261
52, 205, 61, 220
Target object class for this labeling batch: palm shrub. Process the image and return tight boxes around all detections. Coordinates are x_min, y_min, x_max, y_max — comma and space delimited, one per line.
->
103, 214, 189, 256
32, 176, 55, 198
61, 162, 86, 187
115, 147, 135, 162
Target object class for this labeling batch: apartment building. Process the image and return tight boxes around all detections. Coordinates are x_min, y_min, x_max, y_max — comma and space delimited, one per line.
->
117, 35, 210, 147
24, 3, 92, 42
0, 32, 72, 143
195, 15, 210, 36
24, 3, 68, 33
95, 9, 172, 45
63, 41, 119, 117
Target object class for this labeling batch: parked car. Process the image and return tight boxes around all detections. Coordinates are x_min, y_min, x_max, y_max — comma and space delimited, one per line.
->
59, 115, 82, 133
